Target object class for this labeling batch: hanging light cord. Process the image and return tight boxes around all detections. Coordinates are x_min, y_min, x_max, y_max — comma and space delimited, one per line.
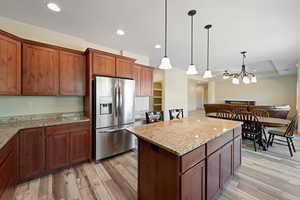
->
164, 0, 168, 57
206, 27, 210, 70
191, 15, 194, 65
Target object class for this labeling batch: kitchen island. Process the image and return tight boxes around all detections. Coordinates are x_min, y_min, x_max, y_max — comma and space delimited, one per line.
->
128, 116, 242, 200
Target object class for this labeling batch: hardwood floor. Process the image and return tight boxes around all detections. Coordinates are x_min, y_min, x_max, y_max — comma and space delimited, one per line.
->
6, 137, 300, 200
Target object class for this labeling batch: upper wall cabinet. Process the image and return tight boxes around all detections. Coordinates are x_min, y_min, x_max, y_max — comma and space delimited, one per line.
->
132, 64, 142, 96
59, 51, 86, 96
140, 66, 153, 96
0, 33, 21, 95
22, 43, 59, 96
92, 52, 116, 77
116, 57, 134, 79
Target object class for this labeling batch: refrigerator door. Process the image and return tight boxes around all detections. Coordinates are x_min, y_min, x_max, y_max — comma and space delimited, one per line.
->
118, 79, 135, 126
95, 128, 136, 160
95, 76, 118, 129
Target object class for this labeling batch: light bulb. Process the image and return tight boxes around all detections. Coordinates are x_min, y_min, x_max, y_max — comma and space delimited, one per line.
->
232, 77, 239, 85
159, 57, 172, 69
47, 2, 61, 12
243, 76, 250, 84
203, 70, 212, 78
251, 76, 257, 83
186, 64, 198, 75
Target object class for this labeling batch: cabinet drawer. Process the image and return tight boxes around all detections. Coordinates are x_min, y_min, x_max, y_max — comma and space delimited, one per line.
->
207, 130, 233, 156
234, 126, 242, 138
181, 145, 206, 173
46, 122, 89, 135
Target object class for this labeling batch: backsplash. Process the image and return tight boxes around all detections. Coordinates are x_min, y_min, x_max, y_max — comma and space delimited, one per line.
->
0, 112, 84, 124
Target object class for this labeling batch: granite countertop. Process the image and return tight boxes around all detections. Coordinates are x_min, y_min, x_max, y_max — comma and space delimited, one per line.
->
0, 116, 90, 150
128, 116, 242, 156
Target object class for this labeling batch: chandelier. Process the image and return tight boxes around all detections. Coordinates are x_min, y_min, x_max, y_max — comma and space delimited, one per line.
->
223, 51, 257, 84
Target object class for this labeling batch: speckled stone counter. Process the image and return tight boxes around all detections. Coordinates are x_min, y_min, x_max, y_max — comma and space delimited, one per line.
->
128, 116, 242, 156
0, 116, 90, 150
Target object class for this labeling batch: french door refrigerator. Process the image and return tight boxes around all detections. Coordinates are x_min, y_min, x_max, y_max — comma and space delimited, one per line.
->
93, 76, 136, 161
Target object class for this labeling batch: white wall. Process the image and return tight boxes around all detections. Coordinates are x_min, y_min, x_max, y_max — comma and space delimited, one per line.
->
188, 79, 204, 111
214, 75, 297, 118
163, 68, 188, 120
208, 81, 216, 103
0, 17, 150, 117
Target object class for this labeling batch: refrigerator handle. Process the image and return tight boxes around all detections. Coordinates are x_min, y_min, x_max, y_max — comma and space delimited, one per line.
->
115, 82, 119, 122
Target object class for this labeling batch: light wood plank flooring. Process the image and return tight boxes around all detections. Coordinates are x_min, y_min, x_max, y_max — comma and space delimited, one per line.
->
5, 136, 300, 200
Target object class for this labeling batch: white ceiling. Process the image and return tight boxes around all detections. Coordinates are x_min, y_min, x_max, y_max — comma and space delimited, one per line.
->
0, 0, 299, 75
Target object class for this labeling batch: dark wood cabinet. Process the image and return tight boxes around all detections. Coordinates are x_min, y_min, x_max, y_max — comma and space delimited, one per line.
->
234, 136, 242, 171
92, 52, 116, 76
59, 51, 86, 96
70, 127, 90, 164
46, 122, 90, 171
140, 67, 153, 96
22, 43, 59, 96
19, 128, 45, 181
132, 65, 141, 96
207, 149, 221, 200
46, 127, 70, 171
116, 57, 133, 79
0, 136, 18, 198
221, 141, 233, 185
0, 33, 21, 95
181, 160, 206, 200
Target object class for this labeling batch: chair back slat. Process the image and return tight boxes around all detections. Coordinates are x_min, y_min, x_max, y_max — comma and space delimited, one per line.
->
235, 112, 262, 134
169, 109, 184, 120
216, 110, 234, 120
285, 115, 298, 137
146, 111, 164, 124
252, 109, 269, 118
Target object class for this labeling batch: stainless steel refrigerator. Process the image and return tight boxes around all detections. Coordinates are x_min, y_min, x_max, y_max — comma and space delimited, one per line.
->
93, 76, 136, 161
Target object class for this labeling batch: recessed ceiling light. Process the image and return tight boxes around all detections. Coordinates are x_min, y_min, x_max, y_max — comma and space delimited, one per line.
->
47, 2, 61, 12
116, 29, 125, 36
155, 44, 161, 49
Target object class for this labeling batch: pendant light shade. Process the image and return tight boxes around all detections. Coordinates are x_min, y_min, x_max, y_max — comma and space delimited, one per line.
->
251, 75, 257, 83
186, 64, 198, 75
186, 10, 198, 75
232, 76, 240, 84
159, 56, 172, 69
203, 24, 213, 78
203, 70, 212, 78
159, 0, 172, 69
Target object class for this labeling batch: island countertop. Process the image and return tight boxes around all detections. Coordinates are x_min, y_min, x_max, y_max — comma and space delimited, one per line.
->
128, 116, 242, 156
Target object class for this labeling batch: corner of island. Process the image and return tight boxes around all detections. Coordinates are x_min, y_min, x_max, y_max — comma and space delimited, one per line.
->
127, 116, 242, 200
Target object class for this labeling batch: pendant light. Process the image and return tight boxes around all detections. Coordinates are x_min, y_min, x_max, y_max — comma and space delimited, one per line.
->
159, 0, 172, 69
203, 24, 213, 78
186, 10, 198, 75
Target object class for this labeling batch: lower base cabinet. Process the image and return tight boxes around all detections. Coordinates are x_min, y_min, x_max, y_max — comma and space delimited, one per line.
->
0, 136, 18, 198
181, 160, 206, 200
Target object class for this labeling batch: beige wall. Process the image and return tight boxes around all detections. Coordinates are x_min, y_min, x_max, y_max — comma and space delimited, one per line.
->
214, 75, 297, 118
163, 68, 188, 120
0, 17, 149, 117
188, 80, 205, 111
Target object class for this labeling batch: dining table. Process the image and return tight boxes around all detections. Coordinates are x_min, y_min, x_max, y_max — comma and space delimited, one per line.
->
206, 112, 291, 151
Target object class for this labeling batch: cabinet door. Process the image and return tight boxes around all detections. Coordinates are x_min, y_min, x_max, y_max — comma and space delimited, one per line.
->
132, 65, 141, 96
207, 150, 221, 200
233, 136, 242, 171
116, 58, 133, 79
22, 43, 59, 95
92, 53, 115, 76
0, 34, 21, 95
140, 67, 153, 96
221, 141, 233, 185
70, 128, 90, 164
19, 128, 45, 181
59, 51, 86, 96
46, 130, 70, 171
181, 160, 206, 200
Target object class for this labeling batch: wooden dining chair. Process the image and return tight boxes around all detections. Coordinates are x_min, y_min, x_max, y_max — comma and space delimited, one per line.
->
216, 110, 234, 120
235, 112, 263, 151
252, 109, 269, 143
145, 111, 164, 124
267, 115, 298, 157
169, 109, 184, 120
